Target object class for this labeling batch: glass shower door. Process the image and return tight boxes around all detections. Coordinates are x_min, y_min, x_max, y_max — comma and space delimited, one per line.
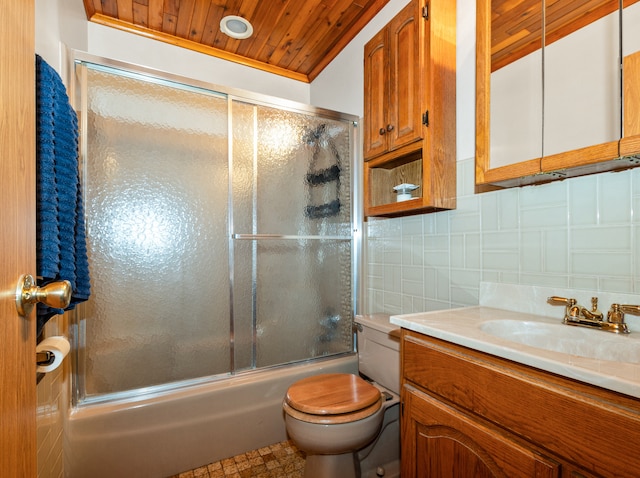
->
78, 64, 231, 398
230, 100, 354, 370
74, 58, 358, 404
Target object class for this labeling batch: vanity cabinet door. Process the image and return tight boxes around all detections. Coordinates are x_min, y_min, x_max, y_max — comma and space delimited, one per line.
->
402, 385, 560, 478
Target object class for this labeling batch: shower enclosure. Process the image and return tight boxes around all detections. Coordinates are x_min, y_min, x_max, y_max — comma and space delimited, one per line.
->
72, 56, 359, 404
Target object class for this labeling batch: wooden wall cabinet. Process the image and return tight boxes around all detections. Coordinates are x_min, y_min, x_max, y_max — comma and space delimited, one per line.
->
401, 330, 640, 478
363, 0, 456, 218
363, 0, 423, 160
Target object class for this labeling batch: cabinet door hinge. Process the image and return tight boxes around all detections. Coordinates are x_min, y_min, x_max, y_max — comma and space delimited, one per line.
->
422, 4, 429, 20
422, 110, 429, 126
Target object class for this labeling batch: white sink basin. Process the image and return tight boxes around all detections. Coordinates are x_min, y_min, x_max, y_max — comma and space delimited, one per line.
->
480, 319, 640, 364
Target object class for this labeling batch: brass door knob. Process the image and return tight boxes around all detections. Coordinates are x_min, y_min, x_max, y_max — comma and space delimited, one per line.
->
15, 274, 71, 317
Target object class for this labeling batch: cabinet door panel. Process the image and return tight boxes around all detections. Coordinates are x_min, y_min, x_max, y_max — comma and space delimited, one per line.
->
388, 0, 423, 151
364, 28, 389, 160
402, 386, 560, 478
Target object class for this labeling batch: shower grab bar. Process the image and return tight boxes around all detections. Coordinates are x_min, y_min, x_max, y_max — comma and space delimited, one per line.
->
232, 233, 351, 241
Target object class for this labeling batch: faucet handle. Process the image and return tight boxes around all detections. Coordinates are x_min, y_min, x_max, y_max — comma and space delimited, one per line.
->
609, 304, 640, 323
548, 296, 581, 319
619, 304, 640, 316
548, 296, 577, 307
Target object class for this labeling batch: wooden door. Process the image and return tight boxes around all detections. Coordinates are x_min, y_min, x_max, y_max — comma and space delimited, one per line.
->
401, 386, 560, 478
0, 0, 37, 476
388, 0, 423, 152
363, 27, 389, 159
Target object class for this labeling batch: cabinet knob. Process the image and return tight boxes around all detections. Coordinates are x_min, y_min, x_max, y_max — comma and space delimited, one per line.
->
379, 128, 386, 135
386, 124, 394, 132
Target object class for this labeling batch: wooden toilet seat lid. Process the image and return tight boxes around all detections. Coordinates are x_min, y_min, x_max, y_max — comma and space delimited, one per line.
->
285, 373, 381, 415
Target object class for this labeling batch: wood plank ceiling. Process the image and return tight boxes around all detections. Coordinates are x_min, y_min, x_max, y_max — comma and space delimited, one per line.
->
82, 0, 640, 81
82, 0, 390, 82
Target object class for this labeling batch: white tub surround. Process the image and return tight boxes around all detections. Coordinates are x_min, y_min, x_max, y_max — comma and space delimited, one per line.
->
390, 282, 640, 399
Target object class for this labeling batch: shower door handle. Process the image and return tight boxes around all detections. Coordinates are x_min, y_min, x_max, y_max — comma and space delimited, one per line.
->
15, 274, 71, 317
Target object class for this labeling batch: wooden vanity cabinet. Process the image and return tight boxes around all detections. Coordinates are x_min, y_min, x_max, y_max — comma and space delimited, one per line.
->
400, 329, 640, 478
363, 0, 456, 218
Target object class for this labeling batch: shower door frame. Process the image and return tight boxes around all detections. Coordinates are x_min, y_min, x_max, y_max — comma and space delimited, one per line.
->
68, 51, 364, 406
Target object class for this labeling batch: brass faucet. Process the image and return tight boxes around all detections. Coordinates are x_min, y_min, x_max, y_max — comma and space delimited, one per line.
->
548, 296, 638, 334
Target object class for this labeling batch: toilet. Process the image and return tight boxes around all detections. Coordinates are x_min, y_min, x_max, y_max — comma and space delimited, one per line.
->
283, 314, 400, 478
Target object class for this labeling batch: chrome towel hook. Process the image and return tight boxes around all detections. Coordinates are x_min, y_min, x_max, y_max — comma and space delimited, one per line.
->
15, 274, 71, 318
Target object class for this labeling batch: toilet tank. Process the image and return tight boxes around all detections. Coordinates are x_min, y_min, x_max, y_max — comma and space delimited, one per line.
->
355, 314, 401, 395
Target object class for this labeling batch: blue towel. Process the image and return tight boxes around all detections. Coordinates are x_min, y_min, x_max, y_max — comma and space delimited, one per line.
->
36, 55, 91, 336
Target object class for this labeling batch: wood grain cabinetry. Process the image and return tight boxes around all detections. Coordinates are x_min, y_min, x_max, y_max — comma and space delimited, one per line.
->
363, 0, 456, 218
400, 329, 640, 477
363, 0, 422, 160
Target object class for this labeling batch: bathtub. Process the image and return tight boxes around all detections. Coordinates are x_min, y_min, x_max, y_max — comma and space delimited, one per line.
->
65, 354, 358, 478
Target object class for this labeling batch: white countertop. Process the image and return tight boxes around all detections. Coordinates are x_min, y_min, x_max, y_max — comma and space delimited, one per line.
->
390, 306, 640, 399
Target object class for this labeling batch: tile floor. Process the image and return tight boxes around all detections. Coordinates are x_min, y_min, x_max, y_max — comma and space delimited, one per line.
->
169, 440, 306, 478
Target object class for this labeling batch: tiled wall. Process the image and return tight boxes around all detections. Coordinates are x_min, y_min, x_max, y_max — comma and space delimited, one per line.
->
364, 157, 640, 315
36, 316, 67, 478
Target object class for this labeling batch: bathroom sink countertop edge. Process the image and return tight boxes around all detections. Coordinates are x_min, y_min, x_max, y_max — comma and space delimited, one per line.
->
390, 306, 640, 399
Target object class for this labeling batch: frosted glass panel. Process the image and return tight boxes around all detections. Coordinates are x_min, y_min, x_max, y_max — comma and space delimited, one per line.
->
81, 66, 230, 396
232, 101, 352, 237
231, 101, 353, 369
233, 239, 353, 368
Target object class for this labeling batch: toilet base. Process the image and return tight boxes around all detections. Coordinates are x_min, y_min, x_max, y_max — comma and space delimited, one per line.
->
304, 452, 357, 478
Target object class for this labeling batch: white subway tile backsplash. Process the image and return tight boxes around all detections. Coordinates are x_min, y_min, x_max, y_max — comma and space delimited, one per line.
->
482, 231, 519, 250
482, 251, 520, 271
568, 276, 599, 291
402, 265, 424, 282
520, 180, 567, 207
402, 215, 424, 235
465, 233, 482, 269
383, 264, 402, 291
521, 231, 543, 273
424, 234, 449, 251
599, 277, 634, 294
424, 249, 450, 268
364, 163, 640, 315
497, 188, 520, 229
544, 229, 568, 273
402, 278, 424, 297
569, 176, 598, 226
480, 193, 499, 231
599, 172, 632, 224
570, 226, 631, 251
520, 205, 568, 229
571, 252, 633, 277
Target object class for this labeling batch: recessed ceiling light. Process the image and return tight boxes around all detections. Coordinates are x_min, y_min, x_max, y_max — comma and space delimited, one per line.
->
220, 15, 253, 40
